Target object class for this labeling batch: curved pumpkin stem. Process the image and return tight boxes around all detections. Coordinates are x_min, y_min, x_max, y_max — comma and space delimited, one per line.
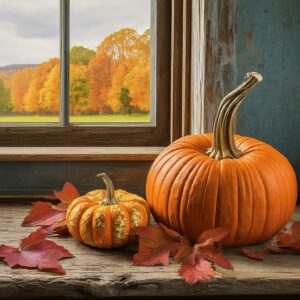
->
97, 173, 118, 205
206, 72, 263, 160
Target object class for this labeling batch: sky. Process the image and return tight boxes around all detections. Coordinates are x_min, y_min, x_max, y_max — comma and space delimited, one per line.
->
0, 0, 151, 66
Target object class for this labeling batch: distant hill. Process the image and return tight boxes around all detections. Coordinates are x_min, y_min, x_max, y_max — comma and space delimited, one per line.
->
0, 64, 37, 71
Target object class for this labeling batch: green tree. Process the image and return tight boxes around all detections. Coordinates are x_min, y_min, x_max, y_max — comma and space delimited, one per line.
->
70, 65, 90, 115
0, 79, 12, 113
119, 87, 132, 115
70, 46, 96, 65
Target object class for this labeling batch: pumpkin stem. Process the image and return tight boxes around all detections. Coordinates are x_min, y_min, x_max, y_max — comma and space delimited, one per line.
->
97, 173, 118, 205
206, 72, 263, 160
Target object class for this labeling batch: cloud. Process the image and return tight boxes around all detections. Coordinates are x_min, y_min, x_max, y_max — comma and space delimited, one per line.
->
0, 0, 150, 66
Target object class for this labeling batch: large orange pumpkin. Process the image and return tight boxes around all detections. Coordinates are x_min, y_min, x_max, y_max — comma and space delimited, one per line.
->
66, 173, 150, 248
146, 72, 297, 247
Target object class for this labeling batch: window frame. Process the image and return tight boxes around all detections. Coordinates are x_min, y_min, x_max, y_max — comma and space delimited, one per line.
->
0, 0, 171, 147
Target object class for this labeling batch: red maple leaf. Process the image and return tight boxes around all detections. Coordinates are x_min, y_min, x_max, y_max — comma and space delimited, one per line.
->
241, 222, 300, 260
22, 182, 79, 232
179, 251, 216, 285
241, 248, 270, 260
22, 202, 66, 227
38, 220, 69, 236
0, 229, 73, 274
53, 182, 80, 204
133, 223, 189, 266
193, 227, 233, 270
278, 222, 300, 252
133, 224, 231, 285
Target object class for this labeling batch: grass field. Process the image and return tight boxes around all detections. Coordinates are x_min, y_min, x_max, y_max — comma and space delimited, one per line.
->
0, 114, 150, 123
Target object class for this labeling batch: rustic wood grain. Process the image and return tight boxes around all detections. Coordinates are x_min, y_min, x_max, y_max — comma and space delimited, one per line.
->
0, 204, 299, 298
191, 0, 237, 134
170, 0, 184, 141
0, 161, 153, 198
170, 0, 192, 141
0, 147, 163, 161
182, 0, 192, 136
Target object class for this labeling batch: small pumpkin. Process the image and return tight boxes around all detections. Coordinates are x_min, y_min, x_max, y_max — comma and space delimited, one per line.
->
146, 72, 297, 247
66, 173, 150, 248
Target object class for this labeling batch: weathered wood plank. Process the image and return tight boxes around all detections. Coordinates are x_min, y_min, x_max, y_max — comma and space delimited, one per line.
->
191, 0, 237, 134
0, 161, 153, 198
0, 147, 163, 161
0, 204, 299, 298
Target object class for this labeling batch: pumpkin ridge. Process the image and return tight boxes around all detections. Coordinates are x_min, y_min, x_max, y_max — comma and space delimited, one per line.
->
79, 206, 95, 245
167, 153, 202, 232
241, 157, 267, 244
198, 160, 216, 228
234, 158, 253, 245
243, 152, 289, 240
151, 151, 197, 224
198, 159, 219, 234
178, 160, 204, 236
92, 206, 106, 248
232, 161, 240, 245
147, 149, 187, 207
247, 157, 273, 243
218, 160, 239, 246
111, 203, 131, 247
68, 202, 95, 241
259, 150, 295, 231
157, 152, 199, 226
182, 158, 212, 239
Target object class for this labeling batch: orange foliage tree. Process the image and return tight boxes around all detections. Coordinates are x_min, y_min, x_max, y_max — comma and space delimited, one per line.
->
124, 29, 151, 112
10, 68, 34, 112
95, 28, 150, 113
23, 58, 59, 113
88, 53, 112, 113
39, 64, 60, 114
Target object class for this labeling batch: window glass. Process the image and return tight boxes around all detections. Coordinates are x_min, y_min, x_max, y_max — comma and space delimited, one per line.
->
0, 0, 59, 123
69, 0, 152, 123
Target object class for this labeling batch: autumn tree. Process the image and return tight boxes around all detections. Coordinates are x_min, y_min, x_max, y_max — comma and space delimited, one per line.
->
70, 64, 90, 115
88, 53, 112, 113
94, 29, 140, 113
120, 28, 151, 112
0, 79, 12, 113
23, 58, 59, 113
107, 63, 128, 112
10, 68, 34, 112
39, 64, 60, 114
70, 46, 96, 65
97, 28, 140, 64
123, 56, 150, 112
119, 87, 132, 115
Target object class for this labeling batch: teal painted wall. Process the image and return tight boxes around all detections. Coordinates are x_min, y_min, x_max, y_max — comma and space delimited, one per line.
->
236, 0, 300, 186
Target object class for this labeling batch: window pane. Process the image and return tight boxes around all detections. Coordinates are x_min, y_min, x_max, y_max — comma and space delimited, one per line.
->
0, 0, 59, 123
69, 0, 152, 123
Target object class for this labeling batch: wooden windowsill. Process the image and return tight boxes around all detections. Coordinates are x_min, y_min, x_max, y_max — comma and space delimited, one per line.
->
0, 204, 299, 297
0, 147, 164, 161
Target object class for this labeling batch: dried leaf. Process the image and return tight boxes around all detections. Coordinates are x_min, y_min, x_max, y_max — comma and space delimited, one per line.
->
193, 227, 233, 270
53, 182, 80, 203
241, 248, 270, 260
0, 229, 73, 274
179, 251, 217, 285
133, 225, 182, 266
278, 222, 300, 252
22, 202, 66, 227
242, 222, 300, 260
38, 220, 69, 236
22, 182, 79, 233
